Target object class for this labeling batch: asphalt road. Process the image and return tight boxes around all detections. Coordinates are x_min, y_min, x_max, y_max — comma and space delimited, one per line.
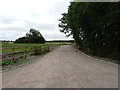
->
2, 45, 118, 88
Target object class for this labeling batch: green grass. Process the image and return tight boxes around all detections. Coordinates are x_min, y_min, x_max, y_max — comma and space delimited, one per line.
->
71, 43, 78, 49
1, 42, 70, 53
2, 55, 40, 72
1, 42, 68, 67
2, 43, 45, 53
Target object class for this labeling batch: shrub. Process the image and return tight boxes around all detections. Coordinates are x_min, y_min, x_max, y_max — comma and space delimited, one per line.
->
34, 46, 41, 55
0, 60, 11, 66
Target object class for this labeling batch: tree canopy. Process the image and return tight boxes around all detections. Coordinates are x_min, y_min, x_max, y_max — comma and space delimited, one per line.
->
15, 29, 45, 43
59, 2, 120, 60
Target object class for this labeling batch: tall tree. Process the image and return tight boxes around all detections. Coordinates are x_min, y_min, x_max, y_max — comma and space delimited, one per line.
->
15, 28, 45, 43
59, 2, 120, 60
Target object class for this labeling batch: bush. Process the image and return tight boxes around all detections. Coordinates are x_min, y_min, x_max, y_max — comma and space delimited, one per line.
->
34, 46, 41, 55
0, 60, 11, 66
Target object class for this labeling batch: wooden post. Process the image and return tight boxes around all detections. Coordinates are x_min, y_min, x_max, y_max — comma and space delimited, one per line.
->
31, 47, 33, 55
12, 47, 15, 61
25, 46, 27, 58
39, 46, 41, 52
47, 45, 49, 51
88, 48, 89, 54
34, 46, 36, 55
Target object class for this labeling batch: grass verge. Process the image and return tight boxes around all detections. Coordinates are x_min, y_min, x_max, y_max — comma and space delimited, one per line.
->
71, 43, 119, 65
1, 43, 63, 72
1, 51, 50, 72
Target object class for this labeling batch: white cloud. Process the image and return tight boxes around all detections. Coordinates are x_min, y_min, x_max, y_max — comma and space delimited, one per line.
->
0, 0, 73, 41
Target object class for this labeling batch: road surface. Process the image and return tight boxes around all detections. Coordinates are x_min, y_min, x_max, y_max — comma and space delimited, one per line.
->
2, 45, 118, 88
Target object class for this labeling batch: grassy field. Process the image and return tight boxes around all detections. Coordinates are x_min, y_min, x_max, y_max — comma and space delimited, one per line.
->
1, 42, 71, 68
1, 42, 70, 53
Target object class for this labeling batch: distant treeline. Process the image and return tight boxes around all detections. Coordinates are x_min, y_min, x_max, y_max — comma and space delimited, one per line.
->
0, 40, 13, 42
46, 40, 74, 43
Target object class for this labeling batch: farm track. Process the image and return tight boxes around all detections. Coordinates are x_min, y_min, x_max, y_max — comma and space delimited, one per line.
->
2, 45, 118, 88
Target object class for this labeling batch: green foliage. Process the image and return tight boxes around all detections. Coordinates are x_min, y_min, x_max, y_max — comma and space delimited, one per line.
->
72, 43, 78, 49
34, 46, 42, 55
14, 37, 28, 43
14, 28, 45, 43
59, 2, 120, 60
0, 60, 11, 66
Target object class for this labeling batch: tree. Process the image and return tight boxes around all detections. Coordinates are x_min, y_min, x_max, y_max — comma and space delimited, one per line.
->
25, 28, 45, 43
14, 29, 45, 43
14, 37, 28, 43
59, 2, 120, 60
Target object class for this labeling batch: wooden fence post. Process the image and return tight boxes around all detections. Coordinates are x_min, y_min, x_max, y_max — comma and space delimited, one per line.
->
12, 47, 15, 61
40, 46, 41, 52
47, 45, 49, 51
88, 48, 90, 54
25, 46, 27, 58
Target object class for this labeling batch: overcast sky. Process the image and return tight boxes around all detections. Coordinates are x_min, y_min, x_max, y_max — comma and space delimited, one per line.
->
0, 0, 73, 41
